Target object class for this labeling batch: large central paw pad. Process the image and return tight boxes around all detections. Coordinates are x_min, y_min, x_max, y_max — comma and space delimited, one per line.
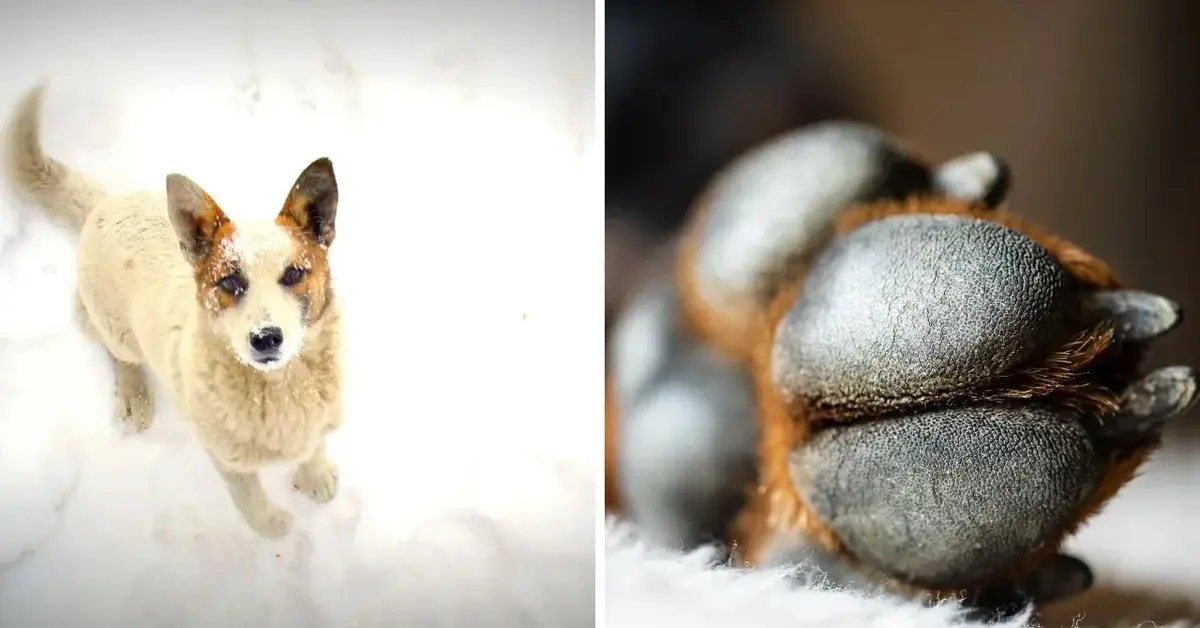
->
776, 212, 1181, 423
780, 215, 1090, 417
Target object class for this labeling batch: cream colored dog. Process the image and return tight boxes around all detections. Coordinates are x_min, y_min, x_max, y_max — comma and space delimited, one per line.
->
3, 84, 344, 538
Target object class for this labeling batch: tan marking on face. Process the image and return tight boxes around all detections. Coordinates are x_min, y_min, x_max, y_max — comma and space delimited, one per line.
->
275, 212, 333, 323
282, 194, 312, 230
193, 219, 242, 313
186, 189, 233, 256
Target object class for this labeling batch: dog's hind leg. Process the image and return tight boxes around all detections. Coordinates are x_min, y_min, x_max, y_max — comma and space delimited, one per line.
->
212, 459, 294, 538
75, 294, 154, 431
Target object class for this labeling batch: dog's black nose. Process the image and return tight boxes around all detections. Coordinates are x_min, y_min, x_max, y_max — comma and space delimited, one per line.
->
249, 326, 284, 353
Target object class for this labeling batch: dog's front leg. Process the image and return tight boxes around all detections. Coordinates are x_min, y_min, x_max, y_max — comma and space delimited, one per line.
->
211, 458, 294, 538
292, 439, 339, 503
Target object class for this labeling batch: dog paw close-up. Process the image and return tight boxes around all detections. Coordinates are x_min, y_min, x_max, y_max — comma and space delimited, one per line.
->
606, 122, 1198, 620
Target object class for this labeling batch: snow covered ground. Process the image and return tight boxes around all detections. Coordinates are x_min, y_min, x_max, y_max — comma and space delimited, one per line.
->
0, 3, 597, 627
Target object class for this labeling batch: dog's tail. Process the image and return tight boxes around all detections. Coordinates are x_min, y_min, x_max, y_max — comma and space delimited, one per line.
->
3, 84, 106, 230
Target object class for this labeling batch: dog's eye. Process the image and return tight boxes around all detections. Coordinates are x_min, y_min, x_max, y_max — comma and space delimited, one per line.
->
280, 265, 309, 287
217, 274, 247, 297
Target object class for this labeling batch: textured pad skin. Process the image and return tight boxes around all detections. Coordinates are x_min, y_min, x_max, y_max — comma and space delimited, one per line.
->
620, 344, 758, 547
791, 405, 1101, 588
692, 123, 932, 316
611, 268, 760, 548
774, 214, 1076, 413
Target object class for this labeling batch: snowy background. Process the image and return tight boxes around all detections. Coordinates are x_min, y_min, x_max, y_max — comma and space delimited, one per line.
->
0, 2, 596, 627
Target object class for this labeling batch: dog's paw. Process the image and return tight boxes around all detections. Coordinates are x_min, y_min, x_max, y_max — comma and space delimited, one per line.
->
115, 364, 154, 433
248, 507, 295, 539
766, 203, 1196, 591
293, 462, 339, 504
611, 119, 1194, 608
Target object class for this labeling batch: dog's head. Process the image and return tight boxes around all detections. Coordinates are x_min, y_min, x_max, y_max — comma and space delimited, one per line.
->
165, 158, 339, 372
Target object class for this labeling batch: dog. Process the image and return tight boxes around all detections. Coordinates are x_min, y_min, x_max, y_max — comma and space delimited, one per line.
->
3, 84, 344, 538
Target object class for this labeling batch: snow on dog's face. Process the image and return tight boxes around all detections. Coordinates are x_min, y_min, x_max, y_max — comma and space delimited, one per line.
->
165, 158, 339, 372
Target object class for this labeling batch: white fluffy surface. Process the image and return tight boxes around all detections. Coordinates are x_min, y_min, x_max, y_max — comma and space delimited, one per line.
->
605, 520, 1030, 628
0, 2, 595, 627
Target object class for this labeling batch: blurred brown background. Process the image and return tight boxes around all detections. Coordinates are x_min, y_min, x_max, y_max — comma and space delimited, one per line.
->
607, 0, 1200, 414
606, 0, 1200, 624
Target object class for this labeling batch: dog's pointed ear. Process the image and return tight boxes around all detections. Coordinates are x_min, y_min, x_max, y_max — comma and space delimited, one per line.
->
278, 157, 338, 247
166, 173, 231, 263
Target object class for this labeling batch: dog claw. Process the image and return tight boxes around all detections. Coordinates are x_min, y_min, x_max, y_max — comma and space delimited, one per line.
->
964, 554, 1093, 621
932, 152, 1010, 208
1106, 366, 1200, 437
1082, 289, 1181, 344
1020, 554, 1093, 605
1096, 366, 1198, 439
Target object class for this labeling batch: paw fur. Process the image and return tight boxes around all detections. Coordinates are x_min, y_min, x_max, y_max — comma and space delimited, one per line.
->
115, 368, 154, 432
293, 462, 339, 503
